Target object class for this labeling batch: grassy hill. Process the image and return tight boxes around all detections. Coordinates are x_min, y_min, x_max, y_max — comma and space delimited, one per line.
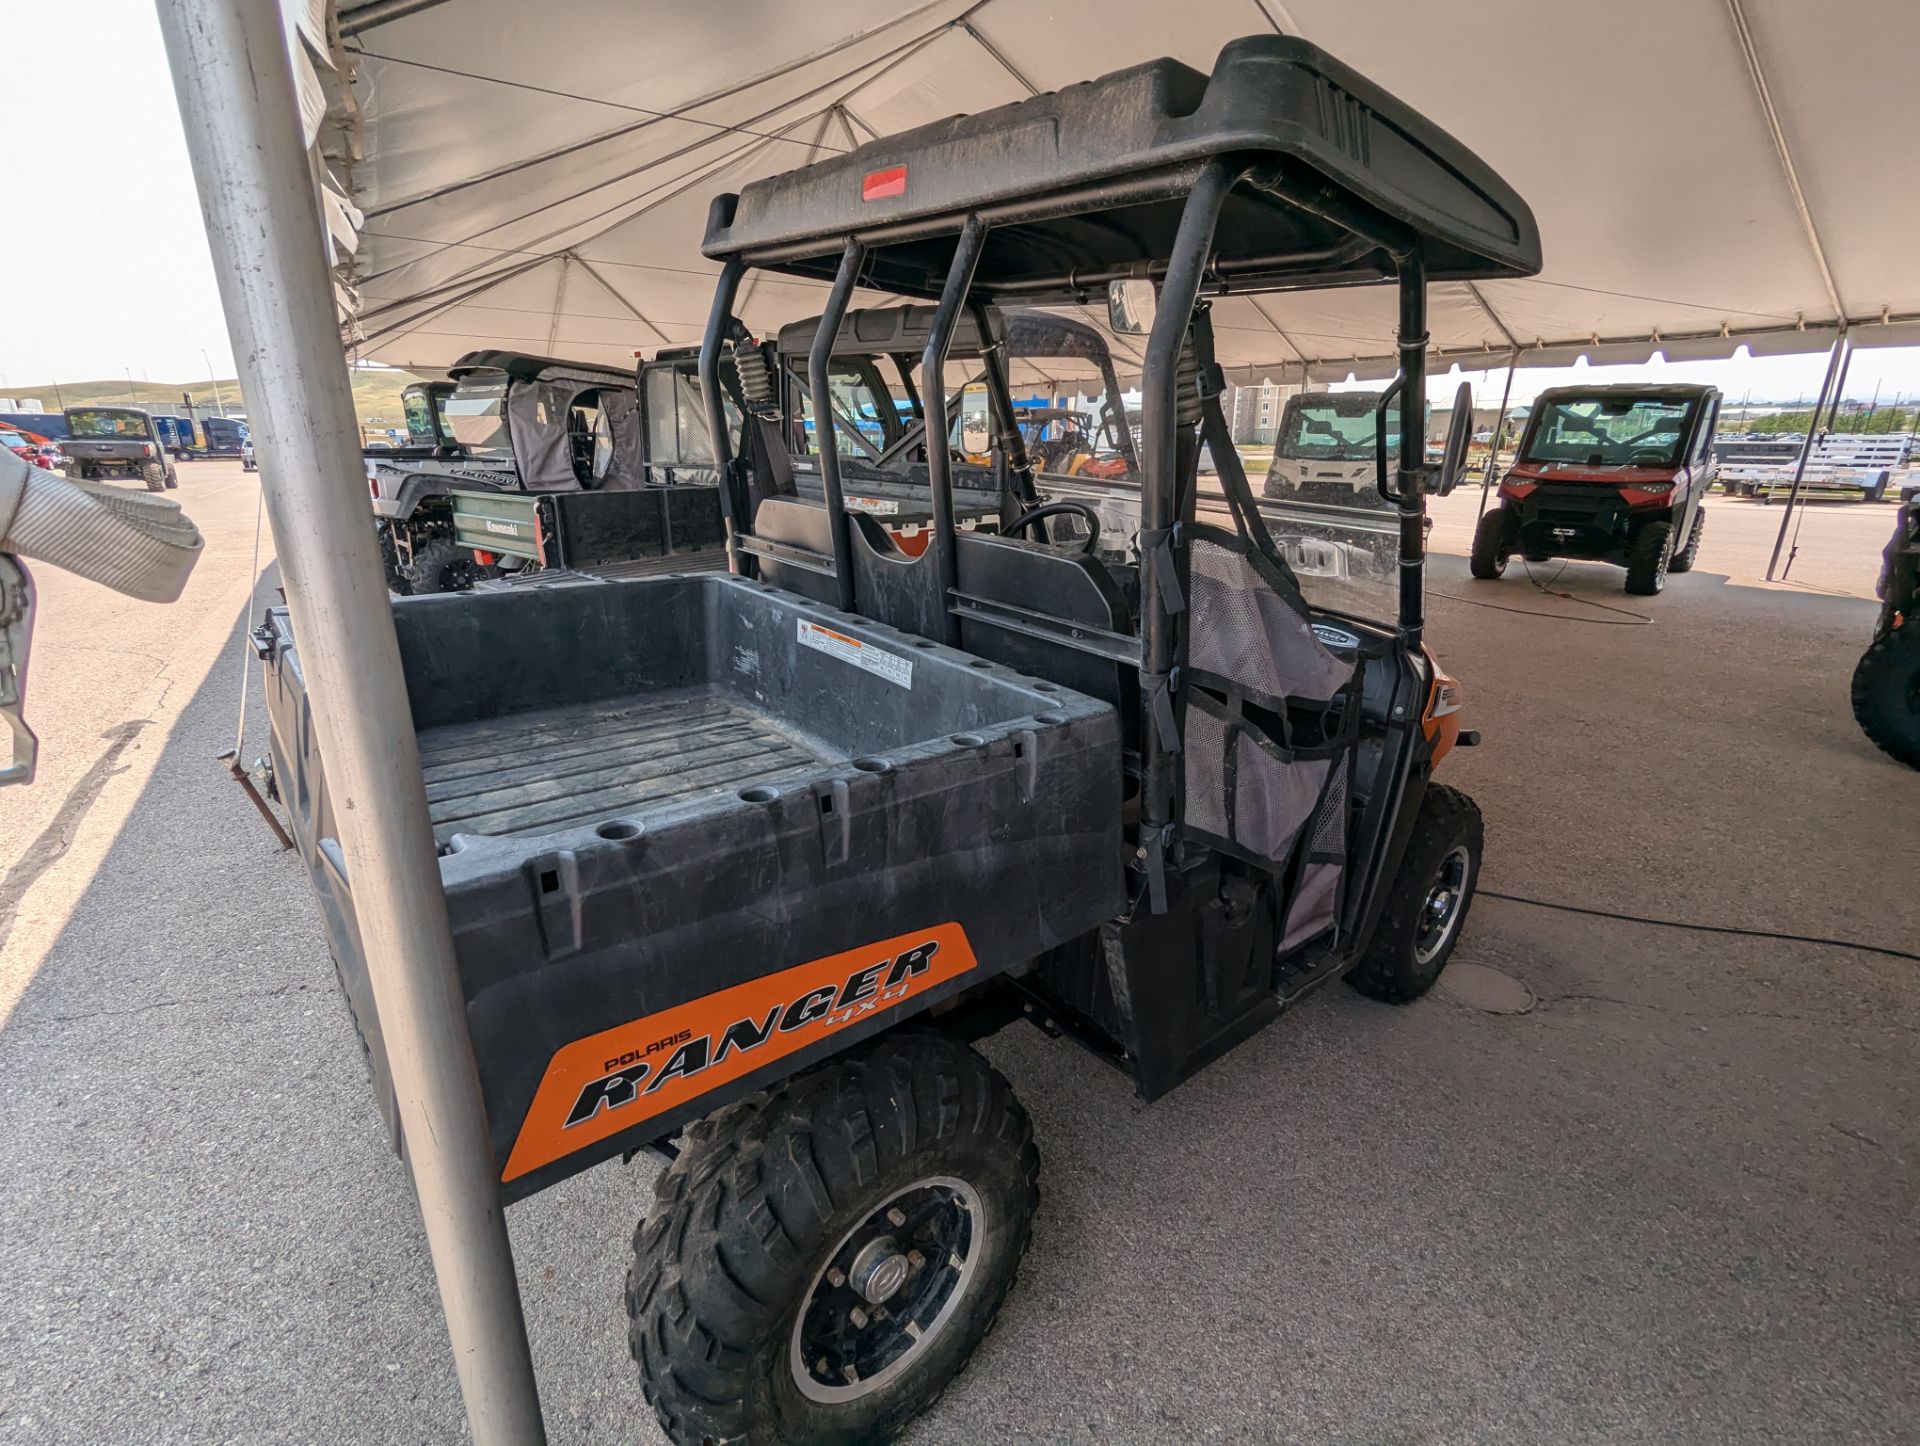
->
4, 366, 430, 430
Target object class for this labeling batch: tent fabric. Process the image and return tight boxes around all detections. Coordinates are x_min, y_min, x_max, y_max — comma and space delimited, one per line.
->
297, 0, 1920, 384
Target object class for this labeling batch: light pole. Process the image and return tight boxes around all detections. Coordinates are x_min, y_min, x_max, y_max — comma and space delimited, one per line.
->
202, 348, 229, 418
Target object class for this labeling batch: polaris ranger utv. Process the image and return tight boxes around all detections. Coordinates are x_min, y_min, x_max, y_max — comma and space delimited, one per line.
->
1853, 495, 1920, 768
258, 35, 1536, 1443
1471, 383, 1720, 594
59, 407, 179, 491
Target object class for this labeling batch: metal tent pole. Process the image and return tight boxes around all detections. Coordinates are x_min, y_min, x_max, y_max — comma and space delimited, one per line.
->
1475, 350, 1520, 522
1766, 334, 1847, 581
153, 5, 546, 1442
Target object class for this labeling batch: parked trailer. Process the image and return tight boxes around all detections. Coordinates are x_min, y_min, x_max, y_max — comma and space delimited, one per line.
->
1719, 433, 1909, 501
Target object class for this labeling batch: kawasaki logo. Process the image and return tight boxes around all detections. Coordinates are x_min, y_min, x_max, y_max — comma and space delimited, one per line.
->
483, 519, 524, 536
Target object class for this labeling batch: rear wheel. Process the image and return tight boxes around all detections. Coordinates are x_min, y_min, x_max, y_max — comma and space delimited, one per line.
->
1669, 508, 1705, 573
140, 461, 168, 492
1624, 519, 1674, 595
1851, 619, 1920, 769
1345, 784, 1482, 1004
627, 1032, 1038, 1446
396, 536, 477, 594
1469, 508, 1511, 580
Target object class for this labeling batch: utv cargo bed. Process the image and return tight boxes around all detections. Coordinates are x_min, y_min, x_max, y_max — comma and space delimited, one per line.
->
259, 573, 1122, 1198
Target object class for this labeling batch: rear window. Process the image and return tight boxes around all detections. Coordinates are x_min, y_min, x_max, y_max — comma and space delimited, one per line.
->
443, 377, 512, 459
66, 410, 150, 439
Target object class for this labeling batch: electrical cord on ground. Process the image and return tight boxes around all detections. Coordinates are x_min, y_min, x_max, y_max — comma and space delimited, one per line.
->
1479, 890, 1920, 965
1433, 556, 1655, 625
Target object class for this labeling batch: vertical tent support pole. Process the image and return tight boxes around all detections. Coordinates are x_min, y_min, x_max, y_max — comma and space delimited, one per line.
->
1766, 333, 1847, 580
154, 5, 547, 1443
1474, 349, 1520, 522
1394, 253, 1430, 650
921, 216, 987, 646
808, 238, 867, 612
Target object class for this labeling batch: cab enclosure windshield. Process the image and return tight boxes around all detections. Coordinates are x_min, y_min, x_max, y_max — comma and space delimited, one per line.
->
1522, 393, 1700, 469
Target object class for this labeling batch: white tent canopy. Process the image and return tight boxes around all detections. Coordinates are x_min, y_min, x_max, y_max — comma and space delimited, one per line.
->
292, 0, 1920, 383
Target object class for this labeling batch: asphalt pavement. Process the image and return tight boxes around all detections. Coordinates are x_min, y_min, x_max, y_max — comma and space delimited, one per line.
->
1, 463, 1914, 1443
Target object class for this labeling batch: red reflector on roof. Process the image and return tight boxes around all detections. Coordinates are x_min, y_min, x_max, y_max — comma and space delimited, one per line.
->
862, 165, 907, 201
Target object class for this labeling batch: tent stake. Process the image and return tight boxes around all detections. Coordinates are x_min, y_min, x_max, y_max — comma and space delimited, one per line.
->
154, 3, 546, 1441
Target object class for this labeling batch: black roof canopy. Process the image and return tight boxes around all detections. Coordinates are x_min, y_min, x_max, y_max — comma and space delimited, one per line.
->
702, 36, 1540, 303
772, 305, 1115, 365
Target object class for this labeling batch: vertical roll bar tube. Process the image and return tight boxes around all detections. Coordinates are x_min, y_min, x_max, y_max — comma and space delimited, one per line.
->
808, 239, 867, 612
1394, 251, 1430, 649
699, 256, 749, 574
153, 3, 546, 1442
921, 216, 987, 646
1139, 160, 1232, 853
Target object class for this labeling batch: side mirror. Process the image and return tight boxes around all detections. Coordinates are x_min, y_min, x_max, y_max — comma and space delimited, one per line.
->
1107, 278, 1158, 336
1437, 381, 1473, 496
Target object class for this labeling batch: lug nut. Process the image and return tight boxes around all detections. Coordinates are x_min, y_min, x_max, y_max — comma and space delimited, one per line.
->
849, 1306, 870, 1329
887, 1208, 906, 1227
826, 1268, 846, 1288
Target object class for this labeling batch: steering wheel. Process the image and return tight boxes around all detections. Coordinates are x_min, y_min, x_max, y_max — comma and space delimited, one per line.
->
1626, 447, 1671, 465
1003, 500, 1102, 554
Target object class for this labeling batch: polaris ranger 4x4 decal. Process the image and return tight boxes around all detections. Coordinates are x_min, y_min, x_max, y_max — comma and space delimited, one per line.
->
501, 924, 978, 1181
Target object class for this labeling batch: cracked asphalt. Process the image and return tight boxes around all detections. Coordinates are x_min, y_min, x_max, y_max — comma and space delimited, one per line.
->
1, 464, 1915, 1443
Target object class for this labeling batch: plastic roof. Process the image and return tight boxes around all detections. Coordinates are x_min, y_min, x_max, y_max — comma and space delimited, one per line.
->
292, 0, 1920, 385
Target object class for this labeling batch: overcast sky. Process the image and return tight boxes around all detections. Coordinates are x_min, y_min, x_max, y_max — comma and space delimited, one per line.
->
5, 0, 1920, 411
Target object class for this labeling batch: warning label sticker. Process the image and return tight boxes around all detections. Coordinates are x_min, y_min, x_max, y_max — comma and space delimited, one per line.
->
797, 619, 912, 689
845, 495, 901, 516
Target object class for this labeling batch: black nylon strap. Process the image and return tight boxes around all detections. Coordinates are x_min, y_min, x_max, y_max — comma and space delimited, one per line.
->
1142, 666, 1181, 753
1138, 524, 1186, 615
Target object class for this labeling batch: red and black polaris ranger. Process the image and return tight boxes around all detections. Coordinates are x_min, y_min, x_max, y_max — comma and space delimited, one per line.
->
1472, 383, 1720, 594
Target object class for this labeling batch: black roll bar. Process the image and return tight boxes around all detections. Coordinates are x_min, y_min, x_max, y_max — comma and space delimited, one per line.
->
807, 238, 867, 611
1138, 159, 1235, 860
1394, 251, 1428, 648
698, 255, 748, 573
920, 215, 987, 647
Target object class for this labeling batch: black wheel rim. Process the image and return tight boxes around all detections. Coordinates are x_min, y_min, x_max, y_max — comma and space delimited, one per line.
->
1414, 844, 1471, 966
789, 1175, 984, 1404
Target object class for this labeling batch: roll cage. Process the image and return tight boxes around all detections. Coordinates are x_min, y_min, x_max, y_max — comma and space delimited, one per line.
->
700, 33, 1537, 906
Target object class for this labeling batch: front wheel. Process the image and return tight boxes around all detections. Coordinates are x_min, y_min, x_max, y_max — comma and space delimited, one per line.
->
627, 1032, 1038, 1446
1469, 508, 1512, 580
1624, 518, 1674, 595
1345, 783, 1483, 1004
1851, 619, 1920, 769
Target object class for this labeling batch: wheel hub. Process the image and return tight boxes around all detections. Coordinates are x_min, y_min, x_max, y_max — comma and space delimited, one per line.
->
790, 1175, 983, 1404
1414, 844, 1471, 966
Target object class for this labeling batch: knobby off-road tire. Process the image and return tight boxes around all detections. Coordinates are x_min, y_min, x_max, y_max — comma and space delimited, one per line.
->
1470, 508, 1511, 580
1346, 783, 1483, 1004
1851, 619, 1920, 770
626, 1032, 1039, 1446
141, 461, 168, 492
395, 536, 475, 594
1669, 508, 1705, 574
1624, 518, 1674, 595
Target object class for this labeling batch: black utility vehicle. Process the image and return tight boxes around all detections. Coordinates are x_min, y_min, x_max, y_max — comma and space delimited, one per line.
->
59, 407, 178, 491
259, 36, 1537, 1444
368, 352, 723, 593
1854, 496, 1920, 768
1472, 383, 1720, 594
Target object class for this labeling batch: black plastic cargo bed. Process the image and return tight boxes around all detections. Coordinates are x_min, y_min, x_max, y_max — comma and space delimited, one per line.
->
260, 573, 1123, 1200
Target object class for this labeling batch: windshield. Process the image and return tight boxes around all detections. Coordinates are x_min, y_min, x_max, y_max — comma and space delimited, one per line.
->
443, 376, 512, 459
402, 387, 441, 444
1524, 396, 1695, 467
66, 409, 149, 439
